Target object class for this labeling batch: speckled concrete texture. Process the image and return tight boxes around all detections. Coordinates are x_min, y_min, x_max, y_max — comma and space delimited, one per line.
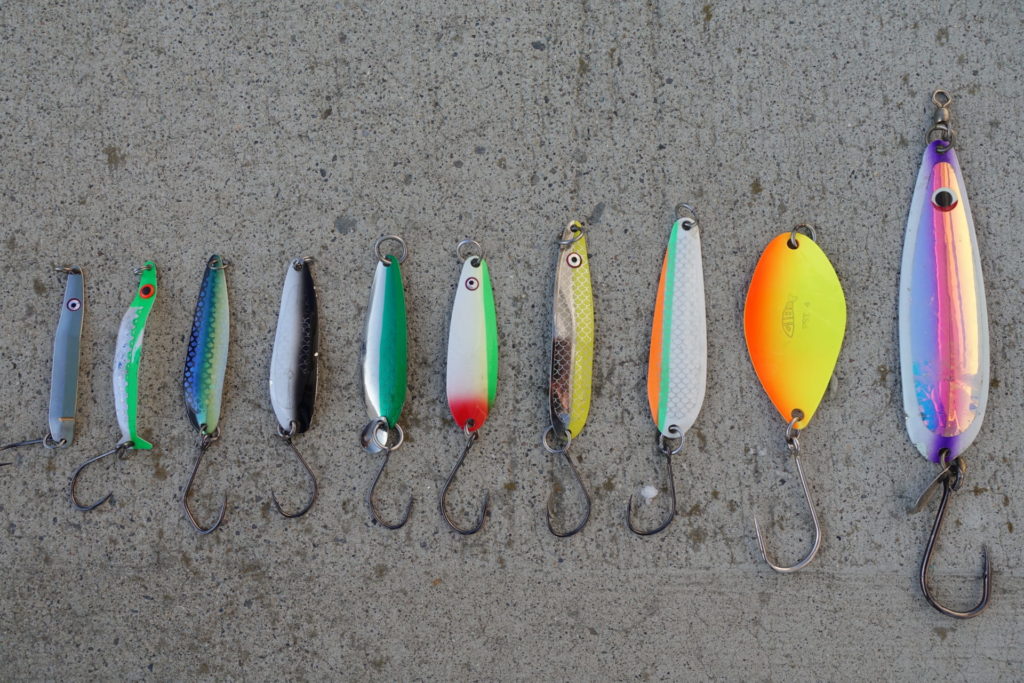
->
1, 1, 1022, 679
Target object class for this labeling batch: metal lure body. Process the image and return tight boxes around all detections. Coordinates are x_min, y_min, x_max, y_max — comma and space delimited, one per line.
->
744, 227, 845, 572
899, 141, 989, 463
270, 259, 319, 435
48, 268, 85, 446
549, 222, 594, 440
183, 255, 230, 435
744, 231, 846, 429
446, 254, 498, 431
113, 262, 157, 449
363, 255, 408, 428
647, 218, 706, 437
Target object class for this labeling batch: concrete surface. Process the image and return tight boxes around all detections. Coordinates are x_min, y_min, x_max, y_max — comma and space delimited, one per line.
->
1, 1, 1022, 680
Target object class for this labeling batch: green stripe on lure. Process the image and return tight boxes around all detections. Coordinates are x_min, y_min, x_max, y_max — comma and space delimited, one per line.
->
542, 221, 595, 538
439, 239, 498, 535
361, 235, 413, 530
181, 254, 230, 534
69, 262, 158, 512
1, 266, 84, 459
628, 205, 707, 536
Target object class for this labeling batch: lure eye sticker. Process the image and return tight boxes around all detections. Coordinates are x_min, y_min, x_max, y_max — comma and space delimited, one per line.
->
66, 298, 82, 311
931, 187, 958, 211
139, 284, 155, 299
465, 276, 479, 291
566, 252, 583, 268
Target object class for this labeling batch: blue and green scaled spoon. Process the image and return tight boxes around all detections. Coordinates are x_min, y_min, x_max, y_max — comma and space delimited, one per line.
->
182, 254, 230, 534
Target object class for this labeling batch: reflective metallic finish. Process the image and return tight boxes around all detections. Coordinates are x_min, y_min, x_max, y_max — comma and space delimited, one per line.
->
899, 141, 989, 463
548, 222, 594, 439
183, 255, 230, 434
270, 259, 318, 434
362, 258, 407, 428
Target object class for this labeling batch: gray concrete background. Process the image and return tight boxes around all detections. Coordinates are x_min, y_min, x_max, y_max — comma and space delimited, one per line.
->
1, 1, 1021, 680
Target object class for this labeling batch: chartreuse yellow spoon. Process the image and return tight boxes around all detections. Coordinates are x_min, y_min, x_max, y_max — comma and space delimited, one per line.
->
744, 224, 846, 573
542, 221, 595, 538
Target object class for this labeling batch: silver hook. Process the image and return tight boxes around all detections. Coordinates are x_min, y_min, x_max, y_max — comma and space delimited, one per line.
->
626, 427, 682, 536
753, 415, 823, 573
0, 437, 45, 463
912, 452, 991, 619
542, 426, 592, 537
439, 424, 490, 535
364, 419, 412, 529
270, 423, 319, 519
182, 428, 226, 534
69, 443, 131, 511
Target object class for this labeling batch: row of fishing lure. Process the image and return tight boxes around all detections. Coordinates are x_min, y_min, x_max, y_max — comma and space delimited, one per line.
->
0, 90, 991, 620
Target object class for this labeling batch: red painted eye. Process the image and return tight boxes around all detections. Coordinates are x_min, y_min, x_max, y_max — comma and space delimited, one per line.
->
566, 252, 583, 268
931, 187, 958, 211
66, 298, 82, 311
465, 277, 479, 291
139, 284, 155, 299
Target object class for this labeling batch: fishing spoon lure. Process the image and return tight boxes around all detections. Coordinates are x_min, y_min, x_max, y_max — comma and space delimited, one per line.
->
1, 266, 84, 459
181, 254, 230, 534
439, 239, 498, 535
627, 205, 707, 536
744, 224, 846, 572
901, 90, 991, 618
268, 257, 320, 519
69, 262, 158, 511
360, 235, 413, 530
542, 221, 595, 537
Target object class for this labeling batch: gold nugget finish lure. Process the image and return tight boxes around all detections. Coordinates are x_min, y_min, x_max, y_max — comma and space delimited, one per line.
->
542, 221, 595, 537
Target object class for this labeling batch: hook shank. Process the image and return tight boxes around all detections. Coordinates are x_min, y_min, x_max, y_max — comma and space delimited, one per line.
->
627, 453, 677, 536
182, 434, 226, 534
439, 429, 489, 535
626, 429, 682, 536
0, 437, 45, 453
270, 430, 318, 519
754, 449, 822, 573
545, 429, 592, 537
367, 448, 413, 529
917, 456, 991, 619
69, 445, 126, 511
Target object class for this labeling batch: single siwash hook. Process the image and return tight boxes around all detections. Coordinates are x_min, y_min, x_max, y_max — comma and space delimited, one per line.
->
753, 419, 822, 573
911, 453, 991, 619
439, 426, 490, 535
182, 430, 227, 535
270, 425, 319, 519
364, 419, 413, 530
543, 427, 592, 538
627, 429, 681, 536
69, 444, 130, 511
